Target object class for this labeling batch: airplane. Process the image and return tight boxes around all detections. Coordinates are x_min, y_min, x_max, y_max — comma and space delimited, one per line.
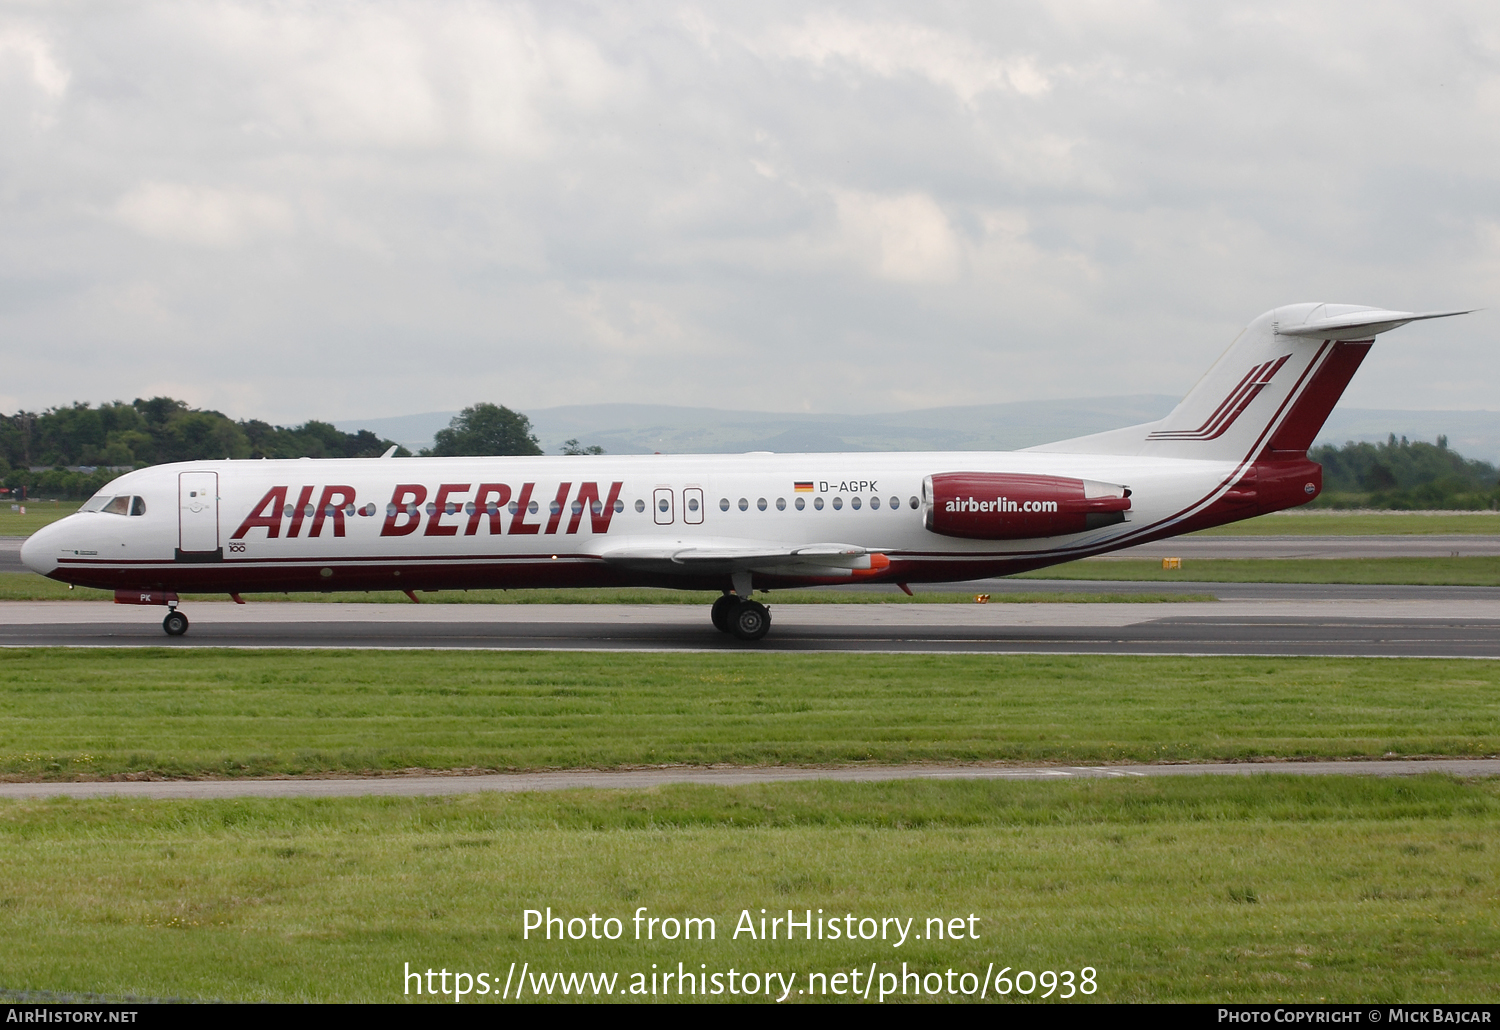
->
21, 302, 1472, 640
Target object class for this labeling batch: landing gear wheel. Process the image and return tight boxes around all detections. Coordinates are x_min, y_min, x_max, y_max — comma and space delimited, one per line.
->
162, 610, 189, 637
729, 599, 771, 642
711, 593, 738, 633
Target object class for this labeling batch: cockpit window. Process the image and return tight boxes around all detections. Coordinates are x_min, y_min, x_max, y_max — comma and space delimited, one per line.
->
98, 495, 146, 516
80, 493, 111, 512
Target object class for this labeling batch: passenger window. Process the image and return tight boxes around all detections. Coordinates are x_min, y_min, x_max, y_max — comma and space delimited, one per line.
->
870, 496, 880, 509
832, 497, 843, 510
795, 497, 805, 510
738, 498, 748, 511
613, 500, 624, 513
720, 498, 730, 511
688, 497, 700, 512
909, 496, 919, 509
635, 499, 646, 512
813, 497, 824, 510
851, 496, 861, 510
889, 496, 899, 510
757, 498, 767, 511
776, 498, 786, 510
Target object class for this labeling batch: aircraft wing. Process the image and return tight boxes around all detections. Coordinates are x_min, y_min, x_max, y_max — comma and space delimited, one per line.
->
598, 540, 889, 577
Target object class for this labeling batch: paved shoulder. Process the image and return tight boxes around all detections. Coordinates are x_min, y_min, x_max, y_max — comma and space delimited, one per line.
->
3, 759, 1496, 800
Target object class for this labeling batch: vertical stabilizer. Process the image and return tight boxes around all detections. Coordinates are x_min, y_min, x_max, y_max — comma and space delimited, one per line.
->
1031, 303, 1471, 462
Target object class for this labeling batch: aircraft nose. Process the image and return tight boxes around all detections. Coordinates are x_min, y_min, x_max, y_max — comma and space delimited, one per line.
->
20, 521, 62, 576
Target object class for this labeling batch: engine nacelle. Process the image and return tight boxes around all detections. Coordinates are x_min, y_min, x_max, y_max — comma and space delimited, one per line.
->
923, 473, 1131, 540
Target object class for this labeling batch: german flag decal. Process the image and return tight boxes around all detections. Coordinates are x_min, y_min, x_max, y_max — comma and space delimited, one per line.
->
794, 482, 814, 492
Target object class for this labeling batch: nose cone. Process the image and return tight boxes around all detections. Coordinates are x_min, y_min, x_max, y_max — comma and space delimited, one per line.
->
20, 520, 63, 576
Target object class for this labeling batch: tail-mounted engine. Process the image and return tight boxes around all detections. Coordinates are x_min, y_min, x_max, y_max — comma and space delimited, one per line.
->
923, 473, 1131, 540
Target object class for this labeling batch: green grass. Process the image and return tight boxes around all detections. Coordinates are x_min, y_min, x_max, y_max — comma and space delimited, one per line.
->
1190, 512, 1500, 535
0, 573, 1206, 604
1, 651, 1496, 779
1022, 556, 1500, 585
0, 502, 78, 537
0, 777, 1496, 1002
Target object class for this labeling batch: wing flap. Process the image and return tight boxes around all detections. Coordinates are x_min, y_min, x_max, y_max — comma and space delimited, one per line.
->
599, 540, 887, 575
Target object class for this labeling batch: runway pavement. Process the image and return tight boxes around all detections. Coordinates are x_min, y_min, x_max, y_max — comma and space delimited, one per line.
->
3, 596, 1500, 656
2, 759, 1496, 800
2, 538, 26, 573
6, 529, 1500, 655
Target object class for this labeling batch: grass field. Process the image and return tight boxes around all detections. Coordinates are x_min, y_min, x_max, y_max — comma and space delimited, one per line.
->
0, 502, 78, 536
1189, 512, 1500, 535
1, 776, 1495, 1003
1019, 556, 1500, 586
1, 650, 1496, 779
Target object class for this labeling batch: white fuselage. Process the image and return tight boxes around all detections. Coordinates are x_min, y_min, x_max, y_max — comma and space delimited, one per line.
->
22, 449, 1259, 595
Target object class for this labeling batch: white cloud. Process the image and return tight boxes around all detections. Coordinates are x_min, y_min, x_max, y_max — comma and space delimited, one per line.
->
0, 24, 69, 126
833, 190, 962, 282
113, 183, 295, 248
201, 2, 627, 155
772, 15, 1051, 102
569, 287, 707, 357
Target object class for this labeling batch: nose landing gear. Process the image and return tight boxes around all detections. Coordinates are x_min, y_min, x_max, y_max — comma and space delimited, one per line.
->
162, 607, 189, 636
710, 590, 771, 641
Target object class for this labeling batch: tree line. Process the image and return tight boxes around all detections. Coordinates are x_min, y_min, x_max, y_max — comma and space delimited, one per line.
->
1311, 435, 1500, 510
0, 400, 604, 500
0, 398, 410, 500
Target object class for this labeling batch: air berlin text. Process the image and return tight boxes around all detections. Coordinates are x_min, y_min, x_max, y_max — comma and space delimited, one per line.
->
230, 483, 624, 540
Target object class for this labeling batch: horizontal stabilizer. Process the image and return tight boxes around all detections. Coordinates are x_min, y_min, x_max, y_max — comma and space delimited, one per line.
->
1276, 307, 1474, 341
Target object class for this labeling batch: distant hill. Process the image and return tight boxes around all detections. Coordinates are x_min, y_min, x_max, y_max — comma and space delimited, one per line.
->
338, 396, 1180, 455
337, 399, 1500, 463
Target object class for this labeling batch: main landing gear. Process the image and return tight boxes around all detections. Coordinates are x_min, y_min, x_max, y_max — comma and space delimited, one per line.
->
711, 591, 771, 641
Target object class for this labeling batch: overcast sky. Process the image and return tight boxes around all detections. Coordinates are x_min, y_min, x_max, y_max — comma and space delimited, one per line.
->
1, 1, 1497, 423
